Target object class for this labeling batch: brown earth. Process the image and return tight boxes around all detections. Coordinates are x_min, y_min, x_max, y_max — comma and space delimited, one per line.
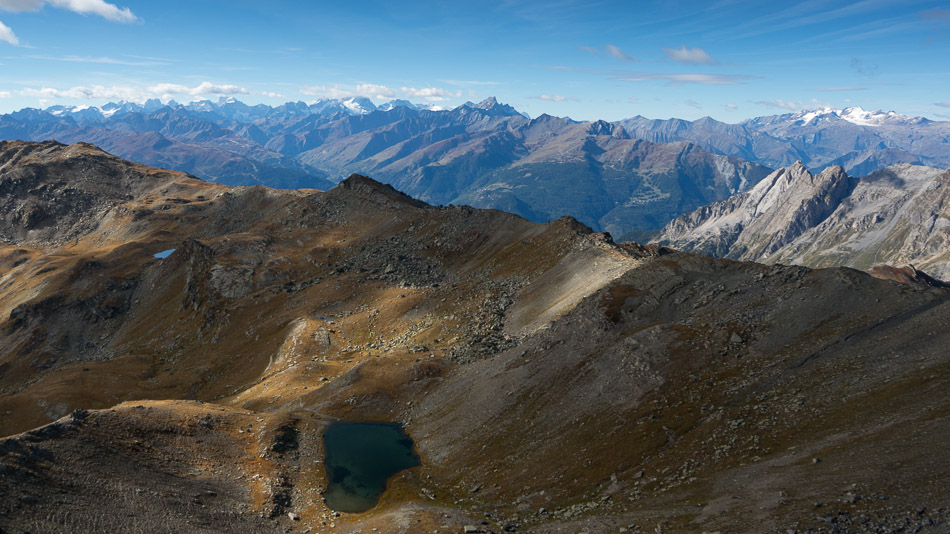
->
0, 141, 948, 533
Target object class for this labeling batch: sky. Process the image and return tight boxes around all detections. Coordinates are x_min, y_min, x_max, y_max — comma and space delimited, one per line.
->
0, 0, 949, 122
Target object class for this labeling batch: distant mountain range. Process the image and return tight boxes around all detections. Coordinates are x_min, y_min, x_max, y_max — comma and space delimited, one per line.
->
620, 106, 950, 175
654, 162, 950, 279
0, 97, 769, 237
2, 97, 947, 237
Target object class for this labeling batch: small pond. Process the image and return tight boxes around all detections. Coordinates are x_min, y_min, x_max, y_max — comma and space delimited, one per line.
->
153, 249, 175, 259
322, 421, 420, 513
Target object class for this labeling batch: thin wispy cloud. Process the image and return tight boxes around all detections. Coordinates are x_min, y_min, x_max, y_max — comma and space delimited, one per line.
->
920, 8, 950, 22
812, 86, 868, 91
149, 82, 249, 97
546, 65, 599, 73
605, 44, 636, 62
0, 90, 10, 97
578, 45, 599, 55
27, 54, 167, 66
0, 0, 138, 22
753, 99, 804, 111
724, 104, 738, 111
301, 83, 396, 100
20, 81, 251, 102
531, 93, 579, 103
401, 87, 461, 102
22, 84, 147, 100
663, 45, 715, 65
752, 97, 831, 112
850, 57, 878, 77
0, 0, 138, 46
611, 72, 754, 85
440, 79, 502, 87
685, 99, 702, 109
935, 102, 950, 108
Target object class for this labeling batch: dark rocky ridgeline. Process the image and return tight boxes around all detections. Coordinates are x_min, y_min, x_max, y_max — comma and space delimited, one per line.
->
0, 142, 948, 533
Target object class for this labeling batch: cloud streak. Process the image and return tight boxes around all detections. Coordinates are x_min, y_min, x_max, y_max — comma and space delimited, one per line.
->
605, 44, 636, 61
531, 93, 579, 103
401, 87, 461, 102
440, 79, 502, 87
148, 82, 250, 97
27, 54, 167, 66
663, 45, 715, 64
0, 0, 138, 22
20, 81, 252, 102
611, 72, 754, 85
301, 83, 396, 100
0, 18, 16, 44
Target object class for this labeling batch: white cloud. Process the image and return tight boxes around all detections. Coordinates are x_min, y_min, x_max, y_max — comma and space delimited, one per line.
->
724, 103, 738, 111
258, 91, 284, 98
935, 102, 950, 108
301, 83, 396, 100
0, 0, 43, 11
663, 45, 715, 64
611, 72, 752, 85
0, 90, 10, 97
811, 86, 867, 91
27, 54, 166, 65
401, 87, 461, 102
605, 44, 636, 61
148, 82, 250, 96
440, 79, 502, 87
20, 81, 251, 102
21, 85, 147, 100
0, 0, 138, 22
533, 93, 579, 103
0, 18, 16, 44
753, 99, 804, 110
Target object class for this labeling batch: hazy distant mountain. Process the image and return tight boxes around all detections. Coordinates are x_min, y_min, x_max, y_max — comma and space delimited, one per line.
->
13, 97, 948, 236
654, 162, 950, 279
0, 97, 771, 237
619, 107, 950, 174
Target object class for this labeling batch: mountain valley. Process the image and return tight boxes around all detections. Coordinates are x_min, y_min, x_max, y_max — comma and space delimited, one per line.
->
15, 98, 950, 241
1, 141, 949, 533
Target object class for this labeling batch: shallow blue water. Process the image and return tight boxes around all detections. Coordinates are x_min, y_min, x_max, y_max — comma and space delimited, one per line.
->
153, 249, 175, 259
322, 421, 420, 513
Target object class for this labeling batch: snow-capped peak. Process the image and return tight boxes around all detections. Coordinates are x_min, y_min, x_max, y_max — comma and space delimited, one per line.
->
792, 106, 914, 127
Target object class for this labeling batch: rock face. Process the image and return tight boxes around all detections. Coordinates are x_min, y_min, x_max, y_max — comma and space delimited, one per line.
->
655, 163, 950, 280
1, 142, 950, 534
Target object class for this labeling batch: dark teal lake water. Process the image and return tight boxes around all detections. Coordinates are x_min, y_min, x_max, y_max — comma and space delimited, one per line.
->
322, 421, 420, 513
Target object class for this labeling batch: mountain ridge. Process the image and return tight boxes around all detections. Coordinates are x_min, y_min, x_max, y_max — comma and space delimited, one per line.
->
1, 142, 950, 533
654, 162, 950, 279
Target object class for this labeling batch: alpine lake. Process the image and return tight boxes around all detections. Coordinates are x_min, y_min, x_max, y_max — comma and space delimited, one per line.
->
322, 421, 421, 513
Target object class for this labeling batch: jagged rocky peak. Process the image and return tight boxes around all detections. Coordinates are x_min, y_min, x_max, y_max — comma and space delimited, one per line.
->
586, 119, 629, 138
470, 96, 523, 116
655, 161, 950, 279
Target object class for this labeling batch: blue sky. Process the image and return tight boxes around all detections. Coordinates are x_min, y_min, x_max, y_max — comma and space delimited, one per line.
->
1, 0, 949, 121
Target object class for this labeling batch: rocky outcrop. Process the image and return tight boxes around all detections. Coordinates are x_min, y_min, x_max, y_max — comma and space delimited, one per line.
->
655, 163, 950, 280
